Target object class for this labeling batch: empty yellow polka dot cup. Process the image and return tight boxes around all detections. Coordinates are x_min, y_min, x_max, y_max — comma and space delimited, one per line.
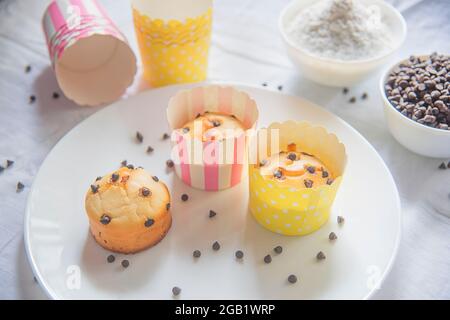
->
248, 121, 347, 236
131, 0, 212, 87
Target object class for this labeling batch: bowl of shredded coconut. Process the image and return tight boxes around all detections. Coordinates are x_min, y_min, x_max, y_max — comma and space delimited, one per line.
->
279, 0, 407, 87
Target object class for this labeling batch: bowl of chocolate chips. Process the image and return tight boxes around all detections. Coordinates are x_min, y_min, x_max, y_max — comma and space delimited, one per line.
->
381, 53, 450, 158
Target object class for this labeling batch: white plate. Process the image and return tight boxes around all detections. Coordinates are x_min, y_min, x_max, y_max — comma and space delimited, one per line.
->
25, 84, 401, 300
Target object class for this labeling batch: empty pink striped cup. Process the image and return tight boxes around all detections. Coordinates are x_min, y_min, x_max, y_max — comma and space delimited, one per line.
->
167, 86, 259, 191
42, 0, 137, 106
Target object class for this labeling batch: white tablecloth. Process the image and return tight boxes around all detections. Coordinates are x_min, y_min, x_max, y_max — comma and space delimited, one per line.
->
0, 0, 449, 300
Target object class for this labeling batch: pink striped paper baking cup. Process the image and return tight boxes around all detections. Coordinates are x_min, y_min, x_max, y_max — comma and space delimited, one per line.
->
42, 0, 137, 106
167, 86, 259, 191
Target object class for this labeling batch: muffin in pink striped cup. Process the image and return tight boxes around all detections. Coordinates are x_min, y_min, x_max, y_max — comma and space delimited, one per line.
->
167, 86, 259, 191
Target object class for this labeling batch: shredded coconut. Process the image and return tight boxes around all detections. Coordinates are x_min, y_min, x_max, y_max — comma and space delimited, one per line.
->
287, 0, 395, 61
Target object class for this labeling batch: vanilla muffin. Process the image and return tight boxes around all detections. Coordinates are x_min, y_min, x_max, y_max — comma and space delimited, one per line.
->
176, 112, 245, 141
259, 143, 334, 188
85, 166, 171, 253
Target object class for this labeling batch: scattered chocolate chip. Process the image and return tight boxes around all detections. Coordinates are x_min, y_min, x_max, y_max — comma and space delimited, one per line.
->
166, 159, 174, 168
337, 216, 345, 224
144, 218, 154, 227
52, 92, 59, 99
288, 274, 297, 284
146, 146, 154, 153
141, 187, 152, 197
212, 120, 221, 127
25, 65, 31, 73
277, 85, 283, 91
90, 184, 99, 194
264, 254, 272, 264
193, 250, 201, 258
287, 153, 297, 161
181, 194, 189, 202
152, 176, 159, 182
182, 127, 190, 133
16, 182, 24, 192
196, 113, 201, 118
361, 92, 368, 100
121, 260, 129, 268
162, 133, 170, 140
274, 169, 283, 179
322, 170, 329, 178
326, 178, 334, 185
262, 82, 268, 87
448, 161, 450, 169
343, 88, 349, 94
316, 251, 326, 260
209, 210, 217, 218
349, 97, 356, 103
100, 214, 111, 225
126, 164, 135, 170
29, 95, 36, 104
121, 160, 127, 167
166, 203, 171, 211
235, 250, 244, 259
212, 241, 220, 251
259, 159, 268, 167
329, 232, 338, 241
439, 162, 446, 169
136, 131, 144, 143
306, 166, 316, 174
95, 176, 102, 181
107, 255, 115, 263
274, 246, 283, 254
6, 160, 14, 168
111, 173, 120, 182
304, 179, 313, 188
172, 286, 181, 296
0, 166, 4, 173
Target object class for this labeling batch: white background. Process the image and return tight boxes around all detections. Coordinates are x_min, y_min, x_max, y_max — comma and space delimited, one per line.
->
0, 0, 449, 299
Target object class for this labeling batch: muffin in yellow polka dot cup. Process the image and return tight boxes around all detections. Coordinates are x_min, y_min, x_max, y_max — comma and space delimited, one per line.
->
132, 0, 212, 87
248, 121, 347, 236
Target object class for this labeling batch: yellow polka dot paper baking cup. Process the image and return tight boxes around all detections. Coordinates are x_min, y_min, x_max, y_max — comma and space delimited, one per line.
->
132, 6, 212, 87
249, 121, 347, 236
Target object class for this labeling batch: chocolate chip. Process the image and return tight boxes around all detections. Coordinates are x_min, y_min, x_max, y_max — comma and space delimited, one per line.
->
181, 194, 189, 202
16, 182, 24, 192
144, 218, 154, 227
349, 97, 356, 103
262, 82, 267, 87
90, 184, 99, 194
100, 214, 111, 225
322, 170, 329, 178
212, 241, 220, 251
439, 162, 447, 169
343, 88, 349, 94
52, 92, 59, 99
121, 160, 127, 167
259, 159, 268, 167
209, 210, 217, 218
316, 251, 326, 260
166, 203, 171, 211
329, 232, 338, 241
95, 176, 102, 181
277, 85, 283, 91
152, 176, 159, 182
196, 113, 201, 118
326, 178, 334, 185
274, 246, 283, 254
136, 131, 144, 143
0, 166, 4, 173
337, 216, 345, 224
107, 255, 115, 263
29, 95, 36, 104
288, 274, 297, 284
111, 173, 119, 182
162, 133, 170, 140
6, 160, 14, 168
304, 179, 313, 188
126, 164, 135, 170
306, 166, 316, 174
448, 161, 450, 169
264, 254, 272, 264
212, 120, 221, 127
287, 153, 297, 161
172, 286, 181, 296
235, 250, 244, 259
361, 92, 368, 100
25, 65, 31, 73
146, 146, 154, 153
121, 260, 130, 268
166, 159, 174, 168
274, 169, 283, 179
193, 250, 201, 258
182, 127, 190, 133
141, 187, 152, 197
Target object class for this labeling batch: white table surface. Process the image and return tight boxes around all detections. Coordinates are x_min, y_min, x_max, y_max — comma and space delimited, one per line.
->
0, 0, 449, 300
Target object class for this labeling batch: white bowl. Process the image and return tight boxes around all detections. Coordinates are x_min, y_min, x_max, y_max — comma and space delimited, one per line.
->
380, 57, 450, 158
279, 0, 407, 87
